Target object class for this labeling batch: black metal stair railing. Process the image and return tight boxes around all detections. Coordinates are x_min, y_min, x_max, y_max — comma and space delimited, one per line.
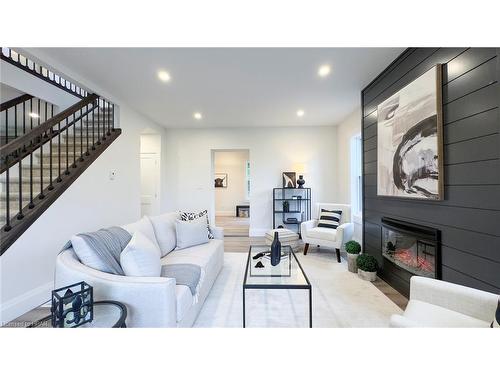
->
0, 93, 121, 255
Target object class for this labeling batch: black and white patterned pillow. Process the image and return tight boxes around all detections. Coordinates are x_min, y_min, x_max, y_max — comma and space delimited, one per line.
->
179, 210, 214, 239
317, 209, 342, 230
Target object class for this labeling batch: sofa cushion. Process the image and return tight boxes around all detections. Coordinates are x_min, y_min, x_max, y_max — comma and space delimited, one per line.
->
180, 210, 214, 239
175, 285, 194, 322
307, 226, 337, 242
149, 212, 180, 256
403, 299, 491, 328
122, 217, 160, 251
120, 231, 162, 277
175, 217, 209, 250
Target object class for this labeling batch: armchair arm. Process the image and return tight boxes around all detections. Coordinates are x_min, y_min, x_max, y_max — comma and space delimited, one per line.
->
56, 250, 177, 327
410, 276, 499, 323
210, 225, 224, 240
301, 219, 318, 234
336, 222, 353, 249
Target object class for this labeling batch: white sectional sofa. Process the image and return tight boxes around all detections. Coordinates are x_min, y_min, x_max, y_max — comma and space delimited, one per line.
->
55, 212, 224, 327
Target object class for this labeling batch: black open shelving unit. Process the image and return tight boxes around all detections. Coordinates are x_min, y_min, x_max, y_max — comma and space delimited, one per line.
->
273, 188, 311, 235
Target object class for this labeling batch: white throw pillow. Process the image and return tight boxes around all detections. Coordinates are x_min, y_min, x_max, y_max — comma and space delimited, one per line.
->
71, 235, 113, 273
122, 216, 160, 251
148, 212, 180, 257
175, 217, 209, 250
120, 231, 161, 277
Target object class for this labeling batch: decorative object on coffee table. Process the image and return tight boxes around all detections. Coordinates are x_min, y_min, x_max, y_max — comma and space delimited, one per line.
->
345, 240, 361, 273
356, 254, 378, 281
265, 228, 300, 252
51, 281, 93, 328
282, 172, 296, 188
270, 232, 282, 266
297, 175, 305, 188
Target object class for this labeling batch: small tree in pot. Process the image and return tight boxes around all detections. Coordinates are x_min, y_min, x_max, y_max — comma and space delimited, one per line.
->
345, 240, 361, 273
356, 254, 378, 281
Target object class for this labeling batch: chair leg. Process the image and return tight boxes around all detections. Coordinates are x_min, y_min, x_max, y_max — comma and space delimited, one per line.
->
303, 243, 310, 255
335, 248, 341, 263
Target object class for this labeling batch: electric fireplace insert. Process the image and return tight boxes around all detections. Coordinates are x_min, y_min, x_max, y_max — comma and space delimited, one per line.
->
381, 217, 440, 279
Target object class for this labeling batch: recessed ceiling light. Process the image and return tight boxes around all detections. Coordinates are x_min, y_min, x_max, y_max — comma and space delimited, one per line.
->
318, 64, 331, 77
158, 70, 171, 82
296, 109, 305, 117
194, 112, 202, 120
29, 112, 40, 118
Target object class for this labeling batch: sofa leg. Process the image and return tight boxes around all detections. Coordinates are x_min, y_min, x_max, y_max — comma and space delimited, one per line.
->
335, 248, 341, 263
303, 243, 310, 255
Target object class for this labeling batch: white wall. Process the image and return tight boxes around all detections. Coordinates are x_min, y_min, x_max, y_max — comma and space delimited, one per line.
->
163, 126, 338, 236
336, 107, 363, 243
0, 53, 168, 324
214, 150, 249, 216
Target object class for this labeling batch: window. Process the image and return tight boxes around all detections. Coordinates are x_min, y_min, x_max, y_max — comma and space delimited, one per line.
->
350, 134, 362, 215
245, 160, 251, 201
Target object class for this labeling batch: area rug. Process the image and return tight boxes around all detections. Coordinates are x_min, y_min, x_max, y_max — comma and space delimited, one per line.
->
194, 251, 403, 328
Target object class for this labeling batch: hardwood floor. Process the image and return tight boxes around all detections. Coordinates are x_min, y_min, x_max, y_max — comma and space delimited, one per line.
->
215, 215, 249, 237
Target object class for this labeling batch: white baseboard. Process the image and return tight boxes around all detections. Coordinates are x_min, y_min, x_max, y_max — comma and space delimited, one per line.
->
0, 281, 52, 326
215, 211, 234, 217
249, 228, 268, 237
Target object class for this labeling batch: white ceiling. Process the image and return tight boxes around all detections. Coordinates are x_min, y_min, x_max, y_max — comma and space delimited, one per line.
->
37, 48, 403, 128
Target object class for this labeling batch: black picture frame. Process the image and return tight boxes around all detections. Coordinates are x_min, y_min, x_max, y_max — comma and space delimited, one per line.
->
282, 172, 296, 188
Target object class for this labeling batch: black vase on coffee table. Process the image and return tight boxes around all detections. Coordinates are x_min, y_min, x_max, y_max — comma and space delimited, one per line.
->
271, 232, 281, 266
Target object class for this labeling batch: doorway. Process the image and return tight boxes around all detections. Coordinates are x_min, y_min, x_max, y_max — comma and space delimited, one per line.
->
140, 133, 161, 216
213, 149, 250, 237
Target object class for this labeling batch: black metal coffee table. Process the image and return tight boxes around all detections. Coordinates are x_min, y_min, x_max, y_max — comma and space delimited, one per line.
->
243, 245, 312, 328
28, 300, 127, 328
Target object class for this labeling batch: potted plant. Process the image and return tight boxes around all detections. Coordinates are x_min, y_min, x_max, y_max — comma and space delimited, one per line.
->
345, 240, 361, 273
356, 254, 378, 281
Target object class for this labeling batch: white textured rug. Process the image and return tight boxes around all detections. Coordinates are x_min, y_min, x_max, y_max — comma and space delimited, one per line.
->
194, 252, 403, 328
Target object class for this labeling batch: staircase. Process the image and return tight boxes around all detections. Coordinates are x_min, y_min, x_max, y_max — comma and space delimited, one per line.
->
0, 48, 122, 254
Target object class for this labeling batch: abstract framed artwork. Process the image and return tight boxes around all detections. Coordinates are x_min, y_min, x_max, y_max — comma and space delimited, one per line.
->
214, 173, 228, 188
282, 172, 296, 188
377, 65, 444, 200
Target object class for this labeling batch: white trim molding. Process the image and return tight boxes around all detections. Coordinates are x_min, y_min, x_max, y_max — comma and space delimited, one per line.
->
0, 282, 52, 326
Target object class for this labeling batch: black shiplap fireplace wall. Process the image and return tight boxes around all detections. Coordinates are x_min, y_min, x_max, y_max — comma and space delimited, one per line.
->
361, 48, 500, 297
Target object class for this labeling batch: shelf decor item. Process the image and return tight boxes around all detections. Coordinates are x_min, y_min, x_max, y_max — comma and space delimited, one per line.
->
51, 281, 93, 328
273, 187, 311, 235
283, 200, 289, 212
270, 232, 282, 266
297, 175, 305, 188
356, 254, 379, 281
345, 240, 362, 273
282, 172, 296, 188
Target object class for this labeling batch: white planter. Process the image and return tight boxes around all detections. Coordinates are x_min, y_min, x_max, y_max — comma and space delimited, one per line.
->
358, 269, 377, 282
347, 253, 359, 273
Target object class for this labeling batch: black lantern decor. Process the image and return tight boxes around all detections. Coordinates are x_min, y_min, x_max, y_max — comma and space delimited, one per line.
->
51, 281, 93, 328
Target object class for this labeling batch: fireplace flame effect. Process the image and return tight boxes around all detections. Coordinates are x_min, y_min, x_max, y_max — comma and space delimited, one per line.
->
392, 248, 434, 272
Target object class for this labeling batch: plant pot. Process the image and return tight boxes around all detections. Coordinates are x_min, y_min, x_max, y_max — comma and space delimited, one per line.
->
347, 253, 359, 273
358, 269, 377, 282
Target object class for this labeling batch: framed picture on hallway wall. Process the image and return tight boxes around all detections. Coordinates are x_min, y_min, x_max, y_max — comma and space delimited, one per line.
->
215, 173, 228, 188
377, 65, 444, 200
282, 172, 296, 188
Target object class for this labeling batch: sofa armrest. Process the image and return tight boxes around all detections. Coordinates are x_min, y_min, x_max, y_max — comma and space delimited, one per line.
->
210, 225, 224, 240
336, 222, 353, 249
56, 250, 177, 327
410, 276, 499, 323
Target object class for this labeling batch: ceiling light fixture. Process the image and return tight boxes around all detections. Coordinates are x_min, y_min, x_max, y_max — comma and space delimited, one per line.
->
296, 109, 305, 117
29, 112, 40, 118
158, 70, 171, 82
194, 112, 202, 120
318, 64, 331, 77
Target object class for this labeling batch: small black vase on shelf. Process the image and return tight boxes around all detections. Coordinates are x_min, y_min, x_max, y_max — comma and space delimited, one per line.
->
297, 175, 305, 188
283, 200, 289, 212
271, 232, 281, 266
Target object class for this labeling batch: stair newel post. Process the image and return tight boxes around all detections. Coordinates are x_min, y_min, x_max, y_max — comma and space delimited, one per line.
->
85, 104, 90, 156
39, 100, 45, 199
96, 99, 101, 145
29, 98, 34, 209
92, 102, 96, 150
4, 157, 11, 231
48, 104, 54, 190
79, 108, 84, 162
